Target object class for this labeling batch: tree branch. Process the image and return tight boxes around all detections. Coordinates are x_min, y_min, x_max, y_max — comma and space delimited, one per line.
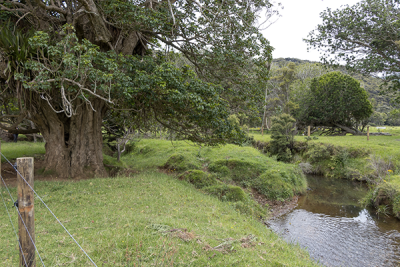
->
33, 0, 67, 15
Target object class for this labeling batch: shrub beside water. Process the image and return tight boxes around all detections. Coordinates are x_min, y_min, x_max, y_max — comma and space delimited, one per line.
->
360, 177, 400, 219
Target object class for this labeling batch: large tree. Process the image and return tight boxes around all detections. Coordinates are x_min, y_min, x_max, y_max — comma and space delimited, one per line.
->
295, 71, 373, 135
305, 0, 400, 99
0, 0, 276, 177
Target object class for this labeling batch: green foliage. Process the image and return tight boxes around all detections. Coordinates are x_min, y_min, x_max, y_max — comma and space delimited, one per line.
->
305, 0, 400, 100
265, 62, 297, 116
0, 23, 35, 78
270, 114, 296, 162
393, 192, 400, 219
305, 143, 337, 164
1, 0, 275, 157
296, 72, 373, 132
270, 58, 398, 127
180, 170, 218, 189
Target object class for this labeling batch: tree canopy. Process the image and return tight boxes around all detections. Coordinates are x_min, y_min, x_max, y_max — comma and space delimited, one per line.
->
0, 0, 277, 177
305, 0, 400, 100
295, 71, 373, 135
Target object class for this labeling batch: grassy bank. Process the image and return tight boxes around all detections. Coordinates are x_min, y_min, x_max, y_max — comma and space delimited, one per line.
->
251, 128, 400, 219
1, 172, 317, 266
124, 139, 307, 202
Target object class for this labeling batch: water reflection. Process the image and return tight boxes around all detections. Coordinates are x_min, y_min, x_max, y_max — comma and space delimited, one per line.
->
268, 175, 400, 267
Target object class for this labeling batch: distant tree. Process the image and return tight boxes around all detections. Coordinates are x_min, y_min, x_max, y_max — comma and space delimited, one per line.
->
261, 62, 296, 132
290, 63, 328, 116
305, 0, 400, 100
369, 112, 387, 126
295, 72, 373, 135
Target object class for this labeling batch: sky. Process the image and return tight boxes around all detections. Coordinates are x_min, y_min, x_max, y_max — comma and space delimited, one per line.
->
262, 0, 361, 62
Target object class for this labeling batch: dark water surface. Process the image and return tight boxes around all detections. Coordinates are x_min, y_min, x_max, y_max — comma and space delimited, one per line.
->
268, 175, 400, 267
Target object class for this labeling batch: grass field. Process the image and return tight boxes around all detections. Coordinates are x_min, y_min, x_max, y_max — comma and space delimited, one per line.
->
0, 140, 318, 266
0, 141, 45, 163
1, 173, 317, 266
251, 127, 400, 179
251, 126, 400, 160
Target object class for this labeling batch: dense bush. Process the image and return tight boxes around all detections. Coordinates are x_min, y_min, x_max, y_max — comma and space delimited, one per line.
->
304, 143, 337, 164
270, 114, 296, 162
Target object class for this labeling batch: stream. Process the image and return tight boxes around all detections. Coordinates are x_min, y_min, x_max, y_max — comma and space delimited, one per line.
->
268, 175, 400, 267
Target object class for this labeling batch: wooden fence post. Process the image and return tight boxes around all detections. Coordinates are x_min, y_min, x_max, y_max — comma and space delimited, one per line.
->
17, 157, 35, 267
308, 126, 311, 137
367, 126, 370, 141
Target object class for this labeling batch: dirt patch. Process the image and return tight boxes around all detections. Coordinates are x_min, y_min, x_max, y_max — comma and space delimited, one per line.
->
251, 189, 299, 220
167, 228, 196, 242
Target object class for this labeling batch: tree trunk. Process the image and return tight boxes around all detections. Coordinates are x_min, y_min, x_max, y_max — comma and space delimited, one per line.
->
30, 121, 37, 142
32, 99, 107, 178
333, 123, 365, 136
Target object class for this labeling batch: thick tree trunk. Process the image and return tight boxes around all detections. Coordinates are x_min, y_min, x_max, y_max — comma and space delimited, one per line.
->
32, 99, 107, 178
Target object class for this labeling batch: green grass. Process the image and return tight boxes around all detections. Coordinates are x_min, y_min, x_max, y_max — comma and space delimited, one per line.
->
0, 172, 318, 266
252, 126, 400, 160
0, 141, 45, 163
125, 139, 307, 201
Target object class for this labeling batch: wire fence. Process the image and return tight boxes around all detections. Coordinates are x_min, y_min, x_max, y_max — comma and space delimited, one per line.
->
0, 152, 97, 266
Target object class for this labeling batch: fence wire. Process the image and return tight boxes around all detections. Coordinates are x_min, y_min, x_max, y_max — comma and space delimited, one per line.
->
0, 177, 28, 267
1, 152, 98, 266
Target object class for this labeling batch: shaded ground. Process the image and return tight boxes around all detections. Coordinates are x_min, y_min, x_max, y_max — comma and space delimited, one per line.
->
1, 156, 80, 188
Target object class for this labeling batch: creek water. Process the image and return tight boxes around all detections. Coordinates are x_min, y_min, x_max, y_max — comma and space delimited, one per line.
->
268, 175, 400, 267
